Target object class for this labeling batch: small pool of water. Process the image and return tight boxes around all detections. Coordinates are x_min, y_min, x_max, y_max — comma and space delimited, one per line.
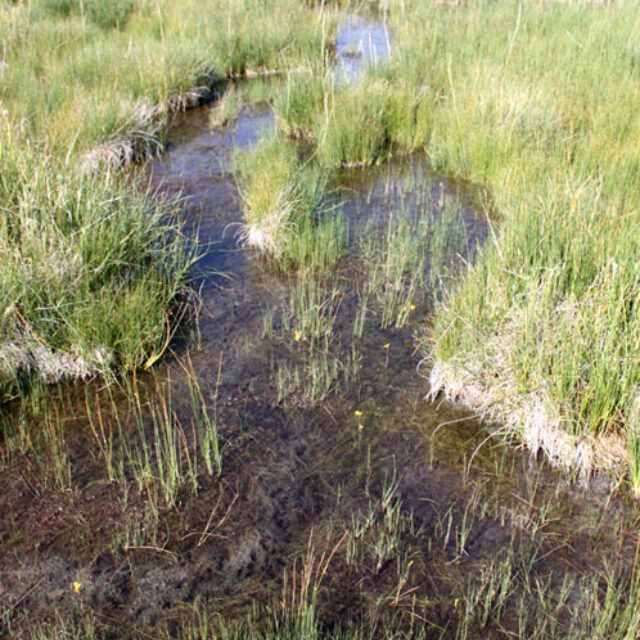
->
335, 16, 391, 82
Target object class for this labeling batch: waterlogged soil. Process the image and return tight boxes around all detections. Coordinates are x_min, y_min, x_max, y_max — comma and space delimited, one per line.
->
2, 21, 640, 640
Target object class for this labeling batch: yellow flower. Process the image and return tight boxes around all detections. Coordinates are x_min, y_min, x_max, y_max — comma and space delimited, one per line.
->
354, 410, 362, 417
383, 343, 390, 349
73, 581, 82, 593
294, 330, 302, 342
409, 304, 416, 310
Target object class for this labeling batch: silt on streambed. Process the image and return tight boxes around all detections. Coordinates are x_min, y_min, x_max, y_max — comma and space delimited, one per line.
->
1, 19, 640, 640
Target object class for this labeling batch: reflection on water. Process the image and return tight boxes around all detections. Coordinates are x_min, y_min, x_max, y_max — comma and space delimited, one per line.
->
335, 17, 391, 82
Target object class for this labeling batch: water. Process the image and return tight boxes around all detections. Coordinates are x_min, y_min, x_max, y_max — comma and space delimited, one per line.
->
335, 16, 391, 83
1, 18, 638, 639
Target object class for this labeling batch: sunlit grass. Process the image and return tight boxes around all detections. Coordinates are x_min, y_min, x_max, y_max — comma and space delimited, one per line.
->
0, 120, 196, 399
234, 135, 329, 259
258, 0, 640, 480
378, 0, 640, 479
231, 0, 640, 481
1, 0, 335, 160
0, 0, 337, 396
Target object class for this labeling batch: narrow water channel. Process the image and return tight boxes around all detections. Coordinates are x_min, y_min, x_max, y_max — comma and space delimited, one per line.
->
1, 16, 638, 640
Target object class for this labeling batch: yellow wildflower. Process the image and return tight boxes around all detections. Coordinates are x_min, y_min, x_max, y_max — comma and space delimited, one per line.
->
354, 410, 362, 417
383, 343, 390, 349
294, 330, 302, 342
73, 581, 82, 593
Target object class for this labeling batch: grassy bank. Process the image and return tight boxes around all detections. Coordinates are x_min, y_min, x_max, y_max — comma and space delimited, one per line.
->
0, 120, 195, 399
395, 0, 640, 483
0, 0, 335, 399
1, 0, 334, 162
231, 0, 640, 486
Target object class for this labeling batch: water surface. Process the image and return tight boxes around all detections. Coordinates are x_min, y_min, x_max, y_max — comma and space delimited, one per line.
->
0, 18, 637, 639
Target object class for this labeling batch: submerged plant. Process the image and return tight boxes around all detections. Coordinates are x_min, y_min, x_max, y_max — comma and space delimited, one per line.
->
358, 210, 427, 330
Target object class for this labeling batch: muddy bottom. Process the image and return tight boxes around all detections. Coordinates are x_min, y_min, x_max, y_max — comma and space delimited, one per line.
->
2, 67, 639, 640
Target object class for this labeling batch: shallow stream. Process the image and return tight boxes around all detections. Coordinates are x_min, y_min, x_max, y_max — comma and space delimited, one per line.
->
1, 16, 639, 640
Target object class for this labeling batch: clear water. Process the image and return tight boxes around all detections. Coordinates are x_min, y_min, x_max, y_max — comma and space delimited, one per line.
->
1, 18, 637, 638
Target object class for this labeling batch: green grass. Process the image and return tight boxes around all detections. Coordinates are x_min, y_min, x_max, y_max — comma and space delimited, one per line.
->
626, 396, 640, 499
317, 78, 395, 168
227, 0, 640, 482
0, 120, 195, 400
277, 208, 348, 275
31, 0, 136, 30
352, 176, 471, 331
231, 1, 640, 482
272, 48, 430, 168
275, 65, 328, 139
102, 367, 222, 509
358, 211, 427, 330
2, 356, 224, 553
1, 0, 336, 159
400, 0, 640, 480
0, 0, 338, 397
263, 0, 640, 482
233, 135, 328, 258
268, 264, 361, 406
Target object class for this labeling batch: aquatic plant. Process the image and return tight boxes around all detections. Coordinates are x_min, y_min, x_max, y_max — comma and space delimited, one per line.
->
234, 136, 326, 258
358, 211, 428, 330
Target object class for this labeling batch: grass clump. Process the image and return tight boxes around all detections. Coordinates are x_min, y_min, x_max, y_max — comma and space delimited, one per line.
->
275, 72, 420, 169
275, 67, 328, 139
272, 41, 434, 168
279, 210, 348, 275
1, 0, 336, 161
270, 267, 361, 406
318, 78, 395, 168
260, 0, 640, 482
31, 0, 136, 30
0, 0, 337, 395
0, 121, 195, 400
355, 182, 471, 331
222, 0, 640, 482
234, 135, 328, 259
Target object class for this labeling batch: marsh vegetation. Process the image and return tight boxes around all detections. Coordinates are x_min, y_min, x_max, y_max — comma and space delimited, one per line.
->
3, 0, 640, 638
